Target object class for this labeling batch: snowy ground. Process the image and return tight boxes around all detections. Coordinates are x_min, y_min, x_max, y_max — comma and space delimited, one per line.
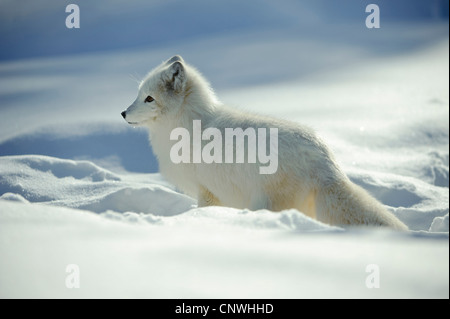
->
0, 2, 449, 299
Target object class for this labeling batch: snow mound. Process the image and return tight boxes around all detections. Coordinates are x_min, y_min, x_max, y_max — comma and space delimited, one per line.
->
0, 155, 195, 216
0, 155, 121, 202
0, 192, 29, 203
430, 213, 449, 232
81, 186, 195, 216
348, 169, 449, 231
101, 206, 340, 232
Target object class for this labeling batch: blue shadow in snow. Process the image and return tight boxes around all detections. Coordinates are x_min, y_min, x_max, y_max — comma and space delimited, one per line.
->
0, 128, 159, 173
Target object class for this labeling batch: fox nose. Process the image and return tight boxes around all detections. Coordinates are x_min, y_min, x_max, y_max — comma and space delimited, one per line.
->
121, 111, 126, 119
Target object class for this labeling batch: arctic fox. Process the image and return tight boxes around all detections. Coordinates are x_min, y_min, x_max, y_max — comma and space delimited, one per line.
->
121, 55, 407, 230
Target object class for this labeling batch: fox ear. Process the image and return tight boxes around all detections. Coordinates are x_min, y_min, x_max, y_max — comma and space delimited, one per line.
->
165, 61, 185, 93
165, 55, 184, 65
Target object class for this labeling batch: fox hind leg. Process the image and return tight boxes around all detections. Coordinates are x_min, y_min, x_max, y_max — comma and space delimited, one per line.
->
198, 185, 222, 207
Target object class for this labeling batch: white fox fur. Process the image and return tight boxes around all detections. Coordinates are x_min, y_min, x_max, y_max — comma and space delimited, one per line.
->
122, 55, 408, 230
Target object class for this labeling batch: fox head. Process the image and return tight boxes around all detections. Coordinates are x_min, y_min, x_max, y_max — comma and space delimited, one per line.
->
121, 55, 189, 126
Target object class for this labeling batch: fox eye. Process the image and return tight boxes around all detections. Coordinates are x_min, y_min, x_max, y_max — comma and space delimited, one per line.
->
145, 96, 154, 103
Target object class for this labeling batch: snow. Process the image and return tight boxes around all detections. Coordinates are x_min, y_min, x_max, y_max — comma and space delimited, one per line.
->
430, 213, 449, 232
0, 1, 449, 299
